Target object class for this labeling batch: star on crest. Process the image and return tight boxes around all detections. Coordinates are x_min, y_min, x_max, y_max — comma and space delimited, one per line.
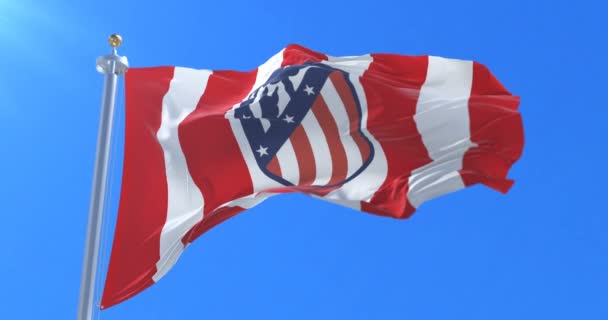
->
283, 115, 295, 124
256, 145, 269, 157
304, 84, 315, 96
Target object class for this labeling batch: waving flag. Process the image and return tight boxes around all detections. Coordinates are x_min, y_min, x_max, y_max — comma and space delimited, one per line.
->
101, 44, 524, 308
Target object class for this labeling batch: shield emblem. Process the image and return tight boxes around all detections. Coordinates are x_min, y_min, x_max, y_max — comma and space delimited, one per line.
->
234, 62, 374, 189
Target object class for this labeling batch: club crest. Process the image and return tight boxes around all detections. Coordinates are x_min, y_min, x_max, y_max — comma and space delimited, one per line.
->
234, 62, 374, 188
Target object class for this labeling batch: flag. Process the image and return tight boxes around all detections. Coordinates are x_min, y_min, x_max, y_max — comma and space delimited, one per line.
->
101, 44, 524, 308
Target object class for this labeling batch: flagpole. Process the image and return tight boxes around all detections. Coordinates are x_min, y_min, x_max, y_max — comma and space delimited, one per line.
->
77, 34, 128, 320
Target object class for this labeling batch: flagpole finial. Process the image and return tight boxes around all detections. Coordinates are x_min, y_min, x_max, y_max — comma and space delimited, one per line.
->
96, 34, 129, 75
108, 34, 122, 48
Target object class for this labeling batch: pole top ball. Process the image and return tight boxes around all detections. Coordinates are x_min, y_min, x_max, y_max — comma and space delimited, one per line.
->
108, 34, 122, 48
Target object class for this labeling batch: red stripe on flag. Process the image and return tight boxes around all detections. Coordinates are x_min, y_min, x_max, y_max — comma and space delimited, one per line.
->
460, 62, 524, 193
267, 155, 282, 177
328, 71, 371, 161
311, 95, 348, 186
282, 44, 328, 67
183, 206, 246, 246
361, 200, 416, 219
179, 70, 258, 244
101, 67, 175, 309
359, 54, 430, 219
290, 124, 316, 186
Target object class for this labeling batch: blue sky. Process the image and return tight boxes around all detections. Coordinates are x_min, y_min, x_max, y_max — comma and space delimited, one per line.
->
0, 0, 606, 319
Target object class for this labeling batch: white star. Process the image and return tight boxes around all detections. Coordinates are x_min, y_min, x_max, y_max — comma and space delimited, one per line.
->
256, 145, 269, 157
304, 84, 314, 96
283, 115, 295, 124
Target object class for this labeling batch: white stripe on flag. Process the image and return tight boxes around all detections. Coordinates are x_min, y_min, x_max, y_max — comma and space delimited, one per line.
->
407, 56, 474, 208
275, 138, 299, 185
322, 55, 387, 207
154, 67, 211, 281
320, 78, 363, 178
300, 111, 333, 186
218, 192, 276, 209
252, 49, 286, 97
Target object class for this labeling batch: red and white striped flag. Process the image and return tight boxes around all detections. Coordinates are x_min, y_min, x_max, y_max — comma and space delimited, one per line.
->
101, 44, 524, 308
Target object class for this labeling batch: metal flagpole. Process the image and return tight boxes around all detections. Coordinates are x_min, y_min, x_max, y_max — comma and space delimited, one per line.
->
77, 34, 128, 320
